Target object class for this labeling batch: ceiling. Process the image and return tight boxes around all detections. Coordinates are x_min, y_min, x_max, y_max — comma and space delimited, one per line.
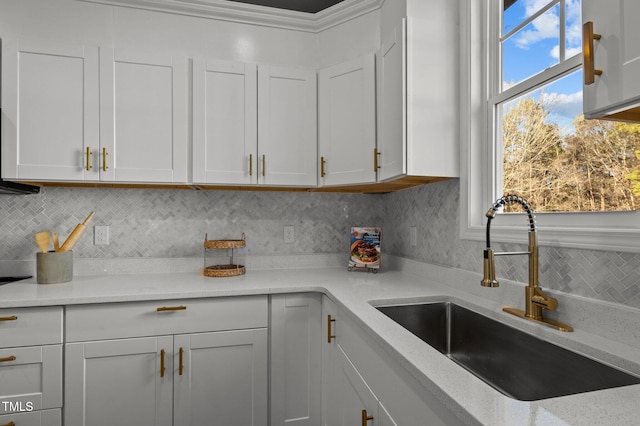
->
226, 0, 345, 14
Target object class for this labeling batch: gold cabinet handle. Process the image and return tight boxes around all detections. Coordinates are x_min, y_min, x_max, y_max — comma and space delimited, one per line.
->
362, 409, 374, 426
320, 156, 326, 178
156, 305, 187, 312
2, 421, 16, 426
86, 147, 93, 171
327, 314, 336, 343
583, 21, 602, 85
160, 349, 165, 378
373, 148, 381, 171
262, 154, 266, 177
249, 154, 253, 176
0, 315, 18, 321
0, 355, 17, 363
102, 147, 108, 172
179, 347, 184, 376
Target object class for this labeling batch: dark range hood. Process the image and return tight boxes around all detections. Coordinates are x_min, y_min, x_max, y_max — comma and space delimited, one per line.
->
0, 108, 41, 194
0, 179, 40, 195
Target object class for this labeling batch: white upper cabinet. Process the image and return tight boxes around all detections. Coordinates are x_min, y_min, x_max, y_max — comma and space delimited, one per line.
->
1, 38, 99, 181
583, 0, 640, 121
100, 48, 188, 183
258, 65, 317, 187
377, 0, 459, 180
194, 62, 316, 187
377, 26, 405, 181
1, 39, 188, 184
318, 53, 376, 186
193, 59, 258, 185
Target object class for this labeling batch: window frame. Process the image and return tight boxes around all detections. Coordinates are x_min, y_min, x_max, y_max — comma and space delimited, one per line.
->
459, 0, 640, 253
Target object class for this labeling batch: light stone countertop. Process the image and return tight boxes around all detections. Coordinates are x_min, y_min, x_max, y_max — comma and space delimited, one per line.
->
1, 257, 639, 425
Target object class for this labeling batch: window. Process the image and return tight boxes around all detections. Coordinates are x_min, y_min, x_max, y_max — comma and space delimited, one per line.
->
494, 0, 640, 213
460, 0, 640, 252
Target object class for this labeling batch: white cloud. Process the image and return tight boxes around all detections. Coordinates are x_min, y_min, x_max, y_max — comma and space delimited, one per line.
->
513, 0, 582, 57
540, 90, 583, 123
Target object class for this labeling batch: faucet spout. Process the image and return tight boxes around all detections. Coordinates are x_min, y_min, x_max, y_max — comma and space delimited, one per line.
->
482, 195, 572, 332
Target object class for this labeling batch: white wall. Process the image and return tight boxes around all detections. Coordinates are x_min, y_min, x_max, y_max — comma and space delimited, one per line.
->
0, 0, 317, 67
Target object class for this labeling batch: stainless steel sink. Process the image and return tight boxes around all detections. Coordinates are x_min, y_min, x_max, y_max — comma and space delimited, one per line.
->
376, 301, 640, 401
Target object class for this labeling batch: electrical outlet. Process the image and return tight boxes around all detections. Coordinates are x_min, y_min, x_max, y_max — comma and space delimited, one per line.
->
284, 225, 295, 243
410, 226, 417, 247
94, 225, 110, 245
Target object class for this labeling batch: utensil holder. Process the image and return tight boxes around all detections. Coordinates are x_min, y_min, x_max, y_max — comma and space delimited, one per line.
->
37, 251, 73, 284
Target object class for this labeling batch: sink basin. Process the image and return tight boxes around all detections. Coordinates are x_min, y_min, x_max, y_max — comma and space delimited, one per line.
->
376, 301, 640, 401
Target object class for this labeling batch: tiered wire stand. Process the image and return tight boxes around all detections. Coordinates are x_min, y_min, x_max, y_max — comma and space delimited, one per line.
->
203, 233, 246, 277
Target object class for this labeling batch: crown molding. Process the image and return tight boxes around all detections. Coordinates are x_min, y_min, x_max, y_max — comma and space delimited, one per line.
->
78, 0, 384, 32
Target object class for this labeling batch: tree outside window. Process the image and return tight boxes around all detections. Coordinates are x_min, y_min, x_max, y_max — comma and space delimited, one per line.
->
496, 0, 640, 212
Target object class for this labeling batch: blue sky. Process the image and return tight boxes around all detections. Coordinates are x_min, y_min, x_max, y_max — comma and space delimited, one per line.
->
501, 0, 582, 133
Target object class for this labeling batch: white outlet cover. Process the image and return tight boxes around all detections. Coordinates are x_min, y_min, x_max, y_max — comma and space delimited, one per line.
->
94, 225, 110, 245
284, 225, 295, 243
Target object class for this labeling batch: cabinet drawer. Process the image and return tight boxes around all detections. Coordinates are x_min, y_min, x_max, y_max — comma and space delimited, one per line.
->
0, 345, 62, 414
0, 307, 62, 348
0, 408, 61, 426
66, 296, 268, 342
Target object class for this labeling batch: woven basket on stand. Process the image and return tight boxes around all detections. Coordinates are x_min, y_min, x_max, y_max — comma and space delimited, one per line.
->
203, 233, 246, 277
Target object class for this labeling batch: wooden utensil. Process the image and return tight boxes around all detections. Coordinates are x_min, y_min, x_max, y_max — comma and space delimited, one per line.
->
35, 232, 50, 253
52, 232, 60, 252
59, 212, 95, 252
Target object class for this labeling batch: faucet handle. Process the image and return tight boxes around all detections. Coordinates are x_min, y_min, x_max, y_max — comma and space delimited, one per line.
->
482, 249, 499, 287
531, 292, 558, 311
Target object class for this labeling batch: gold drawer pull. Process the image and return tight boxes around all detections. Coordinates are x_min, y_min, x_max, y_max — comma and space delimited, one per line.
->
320, 156, 326, 178
156, 305, 187, 312
160, 349, 165, 378
102, 147, 109, 172
179, 347, 184, 376
362, 409, 374, 426
0, 355, 17, 363
2, 421, 16, 426
262, 154, 266, 177
0, 315, 18, 321
86, 147, 93, 171
249, 154, 253, 176
327, 315, 336, 343
583, 21, 602, 85
374, 148, 381, 171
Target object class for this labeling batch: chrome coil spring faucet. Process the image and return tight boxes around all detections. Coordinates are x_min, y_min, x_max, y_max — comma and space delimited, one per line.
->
482, 195, 572, 332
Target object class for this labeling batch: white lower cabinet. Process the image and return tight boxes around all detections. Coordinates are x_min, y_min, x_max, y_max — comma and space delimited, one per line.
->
333, 346, 397, 426
322, 296, 396, 426
65, 336, 174, 426
321, 296, 463, 426
0, 409, 61, 426
270, 294, 322, 426
173, 329, 268, 426
0, 307, 63, 423
64, 297, 268, 426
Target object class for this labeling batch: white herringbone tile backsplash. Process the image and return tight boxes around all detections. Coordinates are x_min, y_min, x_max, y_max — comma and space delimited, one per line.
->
1, 181, 639, 309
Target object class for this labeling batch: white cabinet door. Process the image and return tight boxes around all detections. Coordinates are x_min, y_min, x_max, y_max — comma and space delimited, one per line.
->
173, 329, 268, 426
377, 25, 406, 181
1, 38, 99, 181
270, 294, 322, 426
0, 345, 62, 414
583, 0, 640, 120
193, 59, 258, 185
321, 296, 338, 426
64, 337, 173, 426
333, 345, 391, 426
375, 15, 459, 180
318, 53, 376, 186
100, 48, 188, 183
258, 65, 317, 187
